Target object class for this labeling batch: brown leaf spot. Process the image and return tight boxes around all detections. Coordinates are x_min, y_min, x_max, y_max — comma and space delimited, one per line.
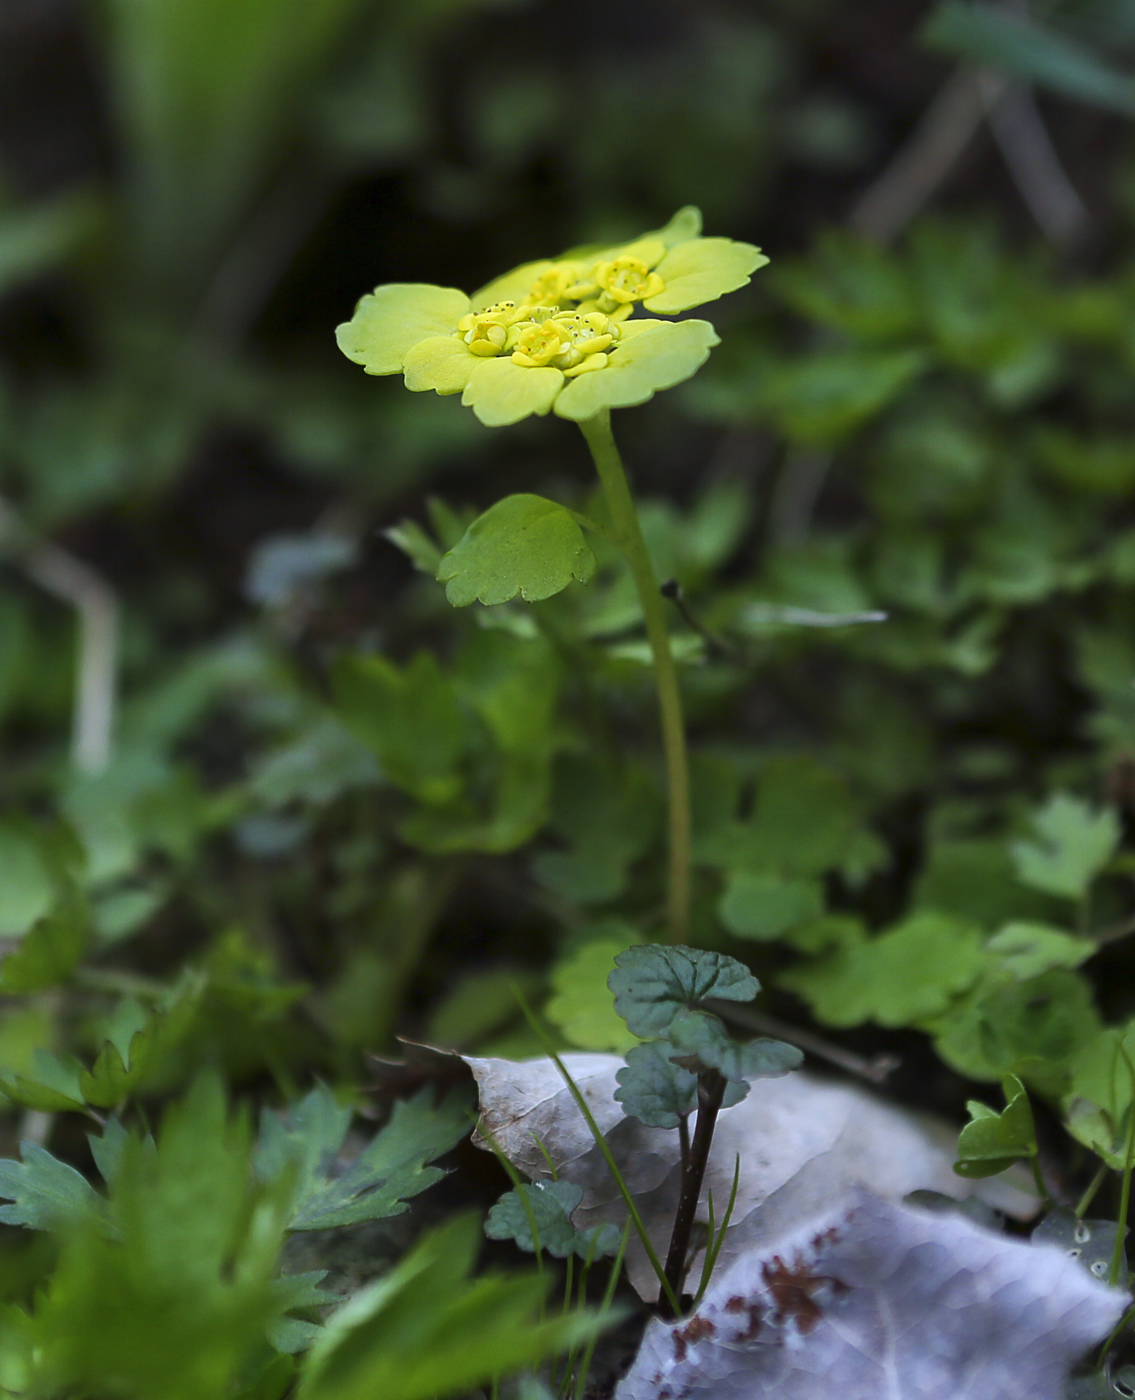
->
724, 1295, 747, 1314
761, 1253, 845, 1335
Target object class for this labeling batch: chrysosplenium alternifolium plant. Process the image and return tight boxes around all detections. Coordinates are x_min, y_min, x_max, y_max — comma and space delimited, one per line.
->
337, 209, 766, 945
335, 207, 763, 427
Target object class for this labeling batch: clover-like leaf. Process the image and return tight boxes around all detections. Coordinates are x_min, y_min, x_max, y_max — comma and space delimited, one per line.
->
667, 1009, 802, 1084
615, 1042, 698, 1128
437, 494, 597, 608
485, 1179, 620, 1260
718, 871, 824, 941
1011, 793, 1120, 900
954, 1074, 1038, 1179
608, 945, 760, 1038
554, 319, 719, 421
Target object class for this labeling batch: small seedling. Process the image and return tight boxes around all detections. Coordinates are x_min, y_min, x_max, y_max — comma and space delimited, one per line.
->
608, 945, 802, 1314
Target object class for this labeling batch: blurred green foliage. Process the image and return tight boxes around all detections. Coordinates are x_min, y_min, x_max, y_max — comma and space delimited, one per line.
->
2, 0, 1135, 1389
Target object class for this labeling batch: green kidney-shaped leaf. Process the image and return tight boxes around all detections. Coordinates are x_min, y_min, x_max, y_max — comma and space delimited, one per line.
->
608, 945, 760, 1038
437, 494, 596, 607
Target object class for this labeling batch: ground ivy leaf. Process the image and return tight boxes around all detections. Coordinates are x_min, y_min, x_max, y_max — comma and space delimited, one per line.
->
954, 1074, 1038, 1178
608, 945, 760, 1038
1011, 793, 1120, 900
615, 1042, 698, 1128
0, 1141, 104, 1231
437, 494, 596, 607
485, 1179, 620, 1259
667, 1010, 802, 1084
276, 1085, 471, 1232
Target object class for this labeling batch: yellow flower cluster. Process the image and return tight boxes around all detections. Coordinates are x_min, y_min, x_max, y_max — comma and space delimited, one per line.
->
335, 207, 769, 425
456, 299, 622, 379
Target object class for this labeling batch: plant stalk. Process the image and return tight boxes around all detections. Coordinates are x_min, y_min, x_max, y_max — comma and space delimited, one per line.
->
661, 1068, 726, 1315
578, 409, 692, 944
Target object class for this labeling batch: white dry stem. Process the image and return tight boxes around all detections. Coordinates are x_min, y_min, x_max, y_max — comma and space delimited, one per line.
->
0, 496, 118, 773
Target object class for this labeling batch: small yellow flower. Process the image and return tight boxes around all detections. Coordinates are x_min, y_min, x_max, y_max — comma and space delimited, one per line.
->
335, 207, 767, 426
593, 255, 666, 307
510, 320, 570, 368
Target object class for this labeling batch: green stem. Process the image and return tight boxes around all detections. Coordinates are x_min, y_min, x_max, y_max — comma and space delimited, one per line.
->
578, 409, 692, 944
1076, 1161, 1110, 1218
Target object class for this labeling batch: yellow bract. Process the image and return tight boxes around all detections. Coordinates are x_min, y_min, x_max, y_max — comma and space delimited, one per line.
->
335, 207, 766, 425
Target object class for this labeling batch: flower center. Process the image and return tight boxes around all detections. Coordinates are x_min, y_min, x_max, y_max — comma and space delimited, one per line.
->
593, 255, 665, 307
527, 263, 583, 308
510, 321, 569, 367
457, 301, 531, 357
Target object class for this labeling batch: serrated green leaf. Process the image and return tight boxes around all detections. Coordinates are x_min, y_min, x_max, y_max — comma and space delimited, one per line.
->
985, 922, 1092, 981
666, 1010, 803, 1083
954, 1074, 1037, 1179
545, 934, 638, 1053
0, 883, 87, 992
278, 1085, 471, 1232
333, 651, 465, 806
1010, 793, 1120, 899
0, 821, 55, 939
485, 1180, 619, 1259
0, 1142, 105, 1231
607, 945, 760, 1038
0, 1048, 87, 1112
780, 912, 988, 1029
615, 1041, 698, 1128
297, 1213, 600, 1400
934, 970, 1101, 1098
437, 494, 596, 608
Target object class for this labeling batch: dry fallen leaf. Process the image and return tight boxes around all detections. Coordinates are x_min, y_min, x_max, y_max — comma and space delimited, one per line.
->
464, 1053, 1034, 1298
616, 1188, 1126, 1400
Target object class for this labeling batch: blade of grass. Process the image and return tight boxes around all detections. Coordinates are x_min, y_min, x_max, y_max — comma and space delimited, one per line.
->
574, 1221, 631, 1400
512, 984, 682, 1318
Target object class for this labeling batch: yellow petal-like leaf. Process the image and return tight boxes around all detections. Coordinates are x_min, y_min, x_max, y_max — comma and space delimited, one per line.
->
554, 319, 719, 421
335, 284, 470, 375
461, 358, 563, 427
403, 336, 478, 395
645, 238, 768, 314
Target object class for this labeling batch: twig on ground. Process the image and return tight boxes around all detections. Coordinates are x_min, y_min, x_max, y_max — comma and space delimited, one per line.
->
708, 999, 900, 1085
980, 76, 1090, 249
849, 65, 1007, 244
0, 497, 118, 773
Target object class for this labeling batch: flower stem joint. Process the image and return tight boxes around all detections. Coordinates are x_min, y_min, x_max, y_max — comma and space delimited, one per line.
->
335, 206, 768, 427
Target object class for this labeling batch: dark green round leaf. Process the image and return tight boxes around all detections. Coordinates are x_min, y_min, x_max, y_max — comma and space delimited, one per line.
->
607, 945, 760, 1038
